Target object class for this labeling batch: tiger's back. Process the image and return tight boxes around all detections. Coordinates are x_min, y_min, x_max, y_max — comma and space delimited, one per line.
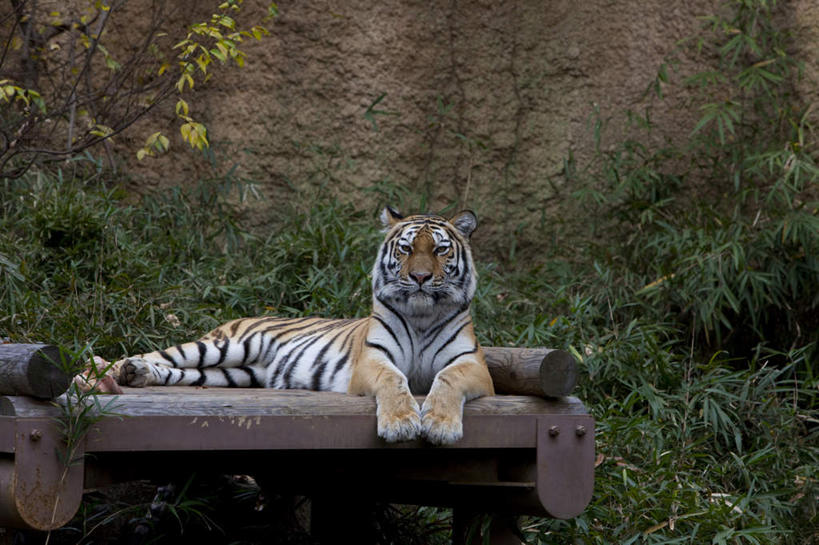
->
114, 207, 495, 445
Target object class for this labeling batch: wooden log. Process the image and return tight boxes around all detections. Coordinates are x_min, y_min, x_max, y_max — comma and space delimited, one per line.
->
0, 343, 574, 399
483, 347, 578, 398
0, 344, 72, 399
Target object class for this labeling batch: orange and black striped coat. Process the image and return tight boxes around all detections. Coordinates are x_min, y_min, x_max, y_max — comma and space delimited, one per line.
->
113, 207, 495, 444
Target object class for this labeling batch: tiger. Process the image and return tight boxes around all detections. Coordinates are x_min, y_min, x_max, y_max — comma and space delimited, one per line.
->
112, 207, 495, 445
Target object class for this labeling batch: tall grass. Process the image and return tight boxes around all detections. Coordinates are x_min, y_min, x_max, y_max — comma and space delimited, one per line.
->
0, 157, 378, 358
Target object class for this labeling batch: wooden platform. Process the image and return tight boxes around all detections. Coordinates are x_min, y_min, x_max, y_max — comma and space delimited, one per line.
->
0, 386, 595, 538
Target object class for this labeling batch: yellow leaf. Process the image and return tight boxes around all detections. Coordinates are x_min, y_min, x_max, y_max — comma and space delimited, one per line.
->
211, 47, 227, 62
145, 131, 161, 146
218, 15, 235, 29
195, 54, 209, 73
751, 58, 776, 69
175, 98, 189, 116
193, 123, 208, 149
180, 122, 210, 150
158, 62, 170, 76
91, 124, 113, 138
643, 521, 669, 536
176, 72, 194, 93
636, 274, 676, 295
251, 26, 267, 40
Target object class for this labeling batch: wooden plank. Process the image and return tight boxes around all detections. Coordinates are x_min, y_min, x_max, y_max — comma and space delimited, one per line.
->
0, 389, 588, 419
0, 390, 587, 452
80, 413, 540, 451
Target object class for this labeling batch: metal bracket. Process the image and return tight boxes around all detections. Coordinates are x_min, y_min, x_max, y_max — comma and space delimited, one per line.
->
536, 415, 595, 519
0, 418, 84, 530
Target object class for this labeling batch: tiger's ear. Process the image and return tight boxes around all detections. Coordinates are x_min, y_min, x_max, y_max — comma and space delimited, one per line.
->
450, 210, 477, 239
379, 206, 404, 229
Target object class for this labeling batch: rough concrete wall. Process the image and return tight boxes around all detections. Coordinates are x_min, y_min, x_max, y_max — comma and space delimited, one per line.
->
791, 0, 819, 127
109, 0, 813, 253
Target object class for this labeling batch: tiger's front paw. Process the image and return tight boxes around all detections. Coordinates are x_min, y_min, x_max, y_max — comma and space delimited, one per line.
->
376, 394, 421, 442
420, 399, 463, 445
113, 357, 157, 387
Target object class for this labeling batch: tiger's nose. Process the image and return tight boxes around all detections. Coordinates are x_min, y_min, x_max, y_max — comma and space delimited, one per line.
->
410, 271, 432, 285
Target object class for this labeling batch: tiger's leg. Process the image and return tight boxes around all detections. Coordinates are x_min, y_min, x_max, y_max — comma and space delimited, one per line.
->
113, 332, 272, 387
115, 356, 267, 387
420, 357, 495, 445
347, 352, 421, 443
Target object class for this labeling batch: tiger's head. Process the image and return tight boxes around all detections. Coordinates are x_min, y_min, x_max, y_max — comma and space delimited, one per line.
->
372, 207, 478, 319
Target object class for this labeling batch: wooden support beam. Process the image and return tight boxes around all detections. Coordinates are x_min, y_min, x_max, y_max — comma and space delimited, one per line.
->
0, 344, 72, 399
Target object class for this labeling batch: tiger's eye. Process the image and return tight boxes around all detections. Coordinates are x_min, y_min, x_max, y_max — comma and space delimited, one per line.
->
434, 245, 451, 256
398, 242, 412, 254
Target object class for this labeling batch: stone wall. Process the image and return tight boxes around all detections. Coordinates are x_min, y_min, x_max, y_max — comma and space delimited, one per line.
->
98, 0, 818, 253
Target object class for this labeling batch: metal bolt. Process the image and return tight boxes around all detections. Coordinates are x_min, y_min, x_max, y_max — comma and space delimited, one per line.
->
549, 425, 560, 437
575, 425, 587, 437
29, 429, 42, 441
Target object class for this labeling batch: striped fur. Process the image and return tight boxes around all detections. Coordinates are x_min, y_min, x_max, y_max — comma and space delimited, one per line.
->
113, 208, 495, 444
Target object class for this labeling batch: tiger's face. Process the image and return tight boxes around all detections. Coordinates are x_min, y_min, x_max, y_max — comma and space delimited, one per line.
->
373, 207, 478, 318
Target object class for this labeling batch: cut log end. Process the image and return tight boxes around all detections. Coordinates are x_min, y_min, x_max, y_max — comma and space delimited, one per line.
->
483, 346, 578, 398
538, 349, 579, 398
0, 344, 73, 399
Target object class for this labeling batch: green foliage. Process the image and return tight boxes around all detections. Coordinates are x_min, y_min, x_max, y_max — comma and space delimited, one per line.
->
0, 1, 816, 543
494, 0, 818, 542
0, 159, 376, 358
2, 159, 814, 544
569, 0, 818, 355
